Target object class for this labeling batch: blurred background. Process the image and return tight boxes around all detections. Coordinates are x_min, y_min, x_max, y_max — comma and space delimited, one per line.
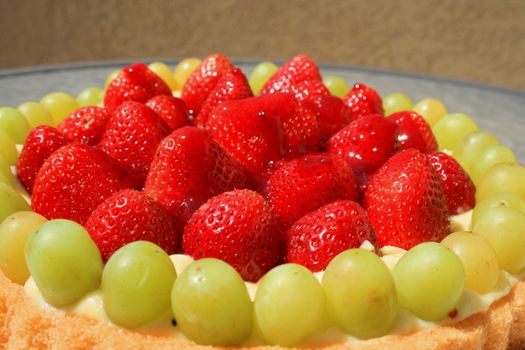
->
1, 0, 524, 92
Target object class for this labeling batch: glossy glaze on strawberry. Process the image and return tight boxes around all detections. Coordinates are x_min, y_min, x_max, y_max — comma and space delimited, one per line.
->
183, 189, 282, 282
86, 189, 180, 261
104, 63, 172, 114
388, 111, 438, 154
16, 126, 69, 193
364, 149, 449, 250
206, 93, 320, 181
286, 200, 375, 272
265, 153, 358, 229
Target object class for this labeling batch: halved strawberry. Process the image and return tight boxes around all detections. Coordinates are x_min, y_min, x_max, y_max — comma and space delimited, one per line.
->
183, 189, 282, 282
16, 126, 69, 193
194, 67, 253, 127
343, 83, 384, 119
363, 149, 449, 249
428, 152, 476, 215
99, 101, 170, 184
388, 111, 438, 154
104, 63, 172, 114
260, 55, 322, 94
57, 106, 111, 145
265, 153, 358, 229
32, 144, 129, 225
146, 95, 189, 131
85, 189, 180, 261
181, 54, 234, 121
144, 126, 251, 229
286, 200, 375, 272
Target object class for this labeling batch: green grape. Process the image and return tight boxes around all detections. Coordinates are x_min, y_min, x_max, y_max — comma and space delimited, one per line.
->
441, 231, 500, 294
476, 163, 525, 202
322, 249, 397, 339
472, 192, 525, 227
393, 242, 464, 321
470, 144, 516, 184
104, 69, 121, 89
452, 132, 499, 173
413, 98, 448, 127
102, 241, 177, 328
25, 219, 103, 307
472, 207, 525, 274
17, 101, 54, 128
0, 171, 10, 187
432, 113, 479, 151
382, 92, 413, 116
148, 62, 178, 91
40, 92, 79, 125
171, 258, 252, 346
0, 211, 47, 284
0, 129, 18, 166
254, 263, 326, 346
0, 107, 32, 144
323, 75, 350, 98
249, 61, 278, 95
0, 155, 15, 186
76, 87, 104, 107
0, 182, 30, 222
174, 58, 202, 89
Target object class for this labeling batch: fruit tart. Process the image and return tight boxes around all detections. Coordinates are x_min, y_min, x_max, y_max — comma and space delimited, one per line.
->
1, 55, 525, 350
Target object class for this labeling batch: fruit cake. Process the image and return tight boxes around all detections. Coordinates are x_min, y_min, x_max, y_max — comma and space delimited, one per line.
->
1, 54, 525, 350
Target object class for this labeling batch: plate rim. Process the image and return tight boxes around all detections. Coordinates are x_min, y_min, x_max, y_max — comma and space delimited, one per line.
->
1, 58, 524, 100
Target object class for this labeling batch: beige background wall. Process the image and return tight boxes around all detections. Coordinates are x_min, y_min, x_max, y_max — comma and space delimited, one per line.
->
1, 0, 524, 92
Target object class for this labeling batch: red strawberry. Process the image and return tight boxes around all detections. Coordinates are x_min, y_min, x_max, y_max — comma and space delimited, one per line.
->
183, 189, 282, 282
363, 149, 449, 250
32, 144, 129, 225
265, 153, 358, 229
388, 111, 438, 154
99, 101, 170, 184
57, 106, 111, 145
104, 63, 172, 114
144, 126, 251, 229
303, 95, 353, 145
291, 79, 330, 101
428, 152, 476, 215
326, 114, 399, 176
16, 126, 69, 193
85, 189, 180, 261
343, 83, 384, 119
206, 93, 320, 180
286, 200, 375, 272
260, 55, 322, 94
146, 95, 189, 131
194, 67, 253, 127
181, 54, 234, 121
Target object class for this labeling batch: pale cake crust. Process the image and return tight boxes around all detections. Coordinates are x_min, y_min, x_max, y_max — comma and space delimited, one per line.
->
1, 270, 525, 350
